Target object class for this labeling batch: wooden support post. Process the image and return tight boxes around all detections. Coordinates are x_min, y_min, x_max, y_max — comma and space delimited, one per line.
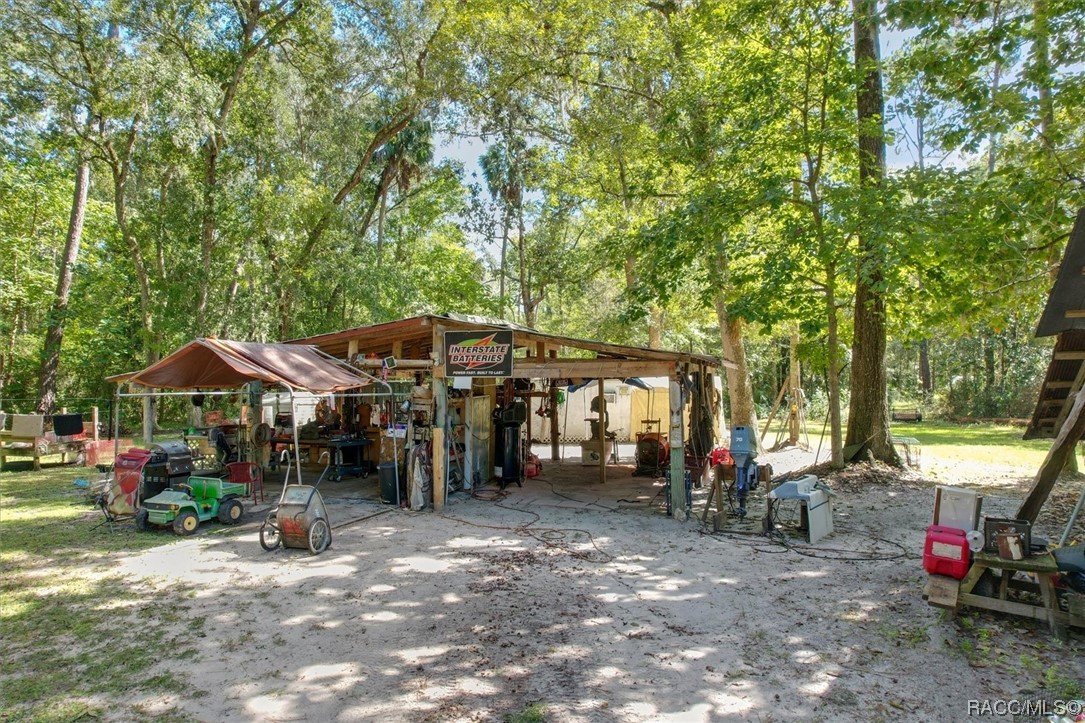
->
598, 378, 606, 484
247, 381, 263, 467
59, 407, 68, 463
392, 339, 403, 361
91, 406, 99, 442
526, 389, 533, 458
1018, 382, 1085, 523
347, 339, 359, 360
549, 349, 560, 461
670, 374, 686, 520
432, 325, 447, 511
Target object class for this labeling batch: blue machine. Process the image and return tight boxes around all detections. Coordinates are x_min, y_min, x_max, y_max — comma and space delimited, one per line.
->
730, 426, 758, 517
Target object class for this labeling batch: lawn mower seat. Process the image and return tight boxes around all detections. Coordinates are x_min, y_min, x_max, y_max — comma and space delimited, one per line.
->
1054, 545, 1085, 594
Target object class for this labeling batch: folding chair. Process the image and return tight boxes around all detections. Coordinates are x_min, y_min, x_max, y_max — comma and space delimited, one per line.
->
226, 461, 265, 504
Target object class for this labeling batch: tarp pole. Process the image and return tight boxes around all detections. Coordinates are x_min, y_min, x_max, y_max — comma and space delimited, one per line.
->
112, 385, 122, 465
310, 346, 400, 500
288, 386, 302, 485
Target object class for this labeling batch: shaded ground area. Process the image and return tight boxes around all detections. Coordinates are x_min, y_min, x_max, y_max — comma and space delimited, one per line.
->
3, 441, 1084, 721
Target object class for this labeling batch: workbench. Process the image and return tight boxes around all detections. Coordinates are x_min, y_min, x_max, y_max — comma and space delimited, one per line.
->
325, 437, 373, 481
956, 551, 1085, 641
268, 436, 327, 469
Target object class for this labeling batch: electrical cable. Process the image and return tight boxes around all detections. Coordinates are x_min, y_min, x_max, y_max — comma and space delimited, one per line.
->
331, 507, 392, 530
539, 479, 618, 511
470, 487, 508, 501
699, 495, 918, 561
441, 493, 614, 563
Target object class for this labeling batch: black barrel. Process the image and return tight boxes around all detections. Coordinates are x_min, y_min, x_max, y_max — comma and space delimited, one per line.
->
378, 462, 399, 505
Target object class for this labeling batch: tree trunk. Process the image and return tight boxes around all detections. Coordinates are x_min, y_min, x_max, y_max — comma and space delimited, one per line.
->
376, 184, 388, 268
1031, 0, 1061, 282
713, 250, 757, 431
105, 118, 156, 366
825, 269, 844, 468
37, 157, 89, 415
788, 326, 801, 446
648, 306, 664, 349
983, 331, 996, 393
195, 143, 219, 335
919, 338, 933, 400
219, 246, 248, 337
846, 0, 899, 465
499, 207, 510, 316
517, 203, 535, 327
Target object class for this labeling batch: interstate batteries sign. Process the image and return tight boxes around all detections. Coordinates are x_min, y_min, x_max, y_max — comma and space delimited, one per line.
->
444, 330, 514, 377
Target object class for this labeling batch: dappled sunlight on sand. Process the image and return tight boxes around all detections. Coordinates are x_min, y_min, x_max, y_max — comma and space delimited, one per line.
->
246, 693, 299, 719
40, 450, 1073, 723
581, 616, 614, 626
444, 534, 520, 549
358, 609, 400, 622
419, 677, 503, 699
395, 645, 449, 663
387, 555, 459, 573
116, 533, 359, 585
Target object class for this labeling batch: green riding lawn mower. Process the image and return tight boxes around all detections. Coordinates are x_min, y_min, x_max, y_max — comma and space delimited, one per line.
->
137, 475, 248, 535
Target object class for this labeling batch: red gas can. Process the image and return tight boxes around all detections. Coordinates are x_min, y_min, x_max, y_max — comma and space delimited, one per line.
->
709, 447, 734, 467
923, 525, 970, 579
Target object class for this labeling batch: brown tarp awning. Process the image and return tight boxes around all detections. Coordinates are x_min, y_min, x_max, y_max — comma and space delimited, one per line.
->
107, 338, 372, 392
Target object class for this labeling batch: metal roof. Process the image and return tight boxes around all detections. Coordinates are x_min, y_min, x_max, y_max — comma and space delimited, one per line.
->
287, 314, 726, 369
1036, 207, 1085, 337
1025, 208, 1085, 439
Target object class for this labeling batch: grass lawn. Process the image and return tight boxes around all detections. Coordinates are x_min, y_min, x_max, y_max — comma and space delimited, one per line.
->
763, 417, 1053, 470
889, 420, 1054, 469
0, 464, 194, 722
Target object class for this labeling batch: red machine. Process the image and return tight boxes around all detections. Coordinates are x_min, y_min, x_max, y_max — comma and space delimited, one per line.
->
923, 525, 970, 579
525, 453, 542, 478
709, 447, 734, 467
103, 447, 152, 517
635, 420, 670, 474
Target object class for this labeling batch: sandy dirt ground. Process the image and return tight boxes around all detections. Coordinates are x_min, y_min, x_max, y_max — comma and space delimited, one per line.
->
79, 443, 1084, 722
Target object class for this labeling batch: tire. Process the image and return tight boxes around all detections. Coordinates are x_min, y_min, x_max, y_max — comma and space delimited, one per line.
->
307, 518, 331, 555
218, 498, 244, 525
259, 515, 281, 551
173, 509, 199, 536
135, 508, 150, 531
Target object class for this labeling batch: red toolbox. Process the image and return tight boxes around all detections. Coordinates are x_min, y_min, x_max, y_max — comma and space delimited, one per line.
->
923, 525, 970, 579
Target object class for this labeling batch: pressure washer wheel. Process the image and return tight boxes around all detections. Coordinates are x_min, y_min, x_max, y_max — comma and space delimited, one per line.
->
259, 513, 282, 551
307, 518, 331, 556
